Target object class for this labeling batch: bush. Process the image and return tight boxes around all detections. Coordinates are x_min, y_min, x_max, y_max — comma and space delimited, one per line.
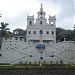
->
19, 61, 23, 65
43, 61, 46, 63
0, 63, 10, 65
60, 60, 63, 64
50, 61, 53, 64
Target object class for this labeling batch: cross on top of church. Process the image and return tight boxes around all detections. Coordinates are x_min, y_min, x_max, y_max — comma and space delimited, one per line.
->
41, 3, 43, 8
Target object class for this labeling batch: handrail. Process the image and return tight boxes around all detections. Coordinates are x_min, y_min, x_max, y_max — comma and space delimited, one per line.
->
11, 54, 29, 63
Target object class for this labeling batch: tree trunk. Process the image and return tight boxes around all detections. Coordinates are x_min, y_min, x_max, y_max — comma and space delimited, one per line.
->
0, 37, 3, 49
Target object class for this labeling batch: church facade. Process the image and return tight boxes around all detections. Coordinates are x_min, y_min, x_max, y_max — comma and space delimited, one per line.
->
27, 4, 56, 44
0, 4, 75, 64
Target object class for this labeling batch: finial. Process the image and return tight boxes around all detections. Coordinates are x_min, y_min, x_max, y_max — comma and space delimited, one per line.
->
41, 3, 43, 8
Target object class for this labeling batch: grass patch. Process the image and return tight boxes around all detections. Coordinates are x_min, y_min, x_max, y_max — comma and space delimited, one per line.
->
0, 64, 75, 68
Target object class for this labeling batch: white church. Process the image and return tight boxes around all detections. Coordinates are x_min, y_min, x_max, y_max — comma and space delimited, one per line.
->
0, 4, 75, 64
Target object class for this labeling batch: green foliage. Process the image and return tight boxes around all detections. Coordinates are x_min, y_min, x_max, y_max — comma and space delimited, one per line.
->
0, 22, 12, 47
0, 24, 75, 42
50, 61, 53, 64
56, 27, 75, 42
19, 61, 23, 64
0, 64, 75, 68
0, 22, 10, 38
60, 60, 63, 64
13, 28, 27, 36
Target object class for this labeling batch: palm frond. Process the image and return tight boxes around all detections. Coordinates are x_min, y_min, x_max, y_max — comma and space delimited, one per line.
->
5, 23, 9, 26
0, 27, 2, 29
1, 22, 9, 29
0, 22, 10, 38
5, 28, 10, 31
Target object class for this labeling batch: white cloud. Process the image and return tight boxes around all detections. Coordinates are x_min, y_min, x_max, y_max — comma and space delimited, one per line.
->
74, 15, 75, 24
0, 0, 74, 31
0, 0, 39, 17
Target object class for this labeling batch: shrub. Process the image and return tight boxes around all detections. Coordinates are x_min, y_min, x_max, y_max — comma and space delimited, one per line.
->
60, 60, 63, 64
43, 60, 46, 63
19, 61, 23, 64
50, 61, 53, 64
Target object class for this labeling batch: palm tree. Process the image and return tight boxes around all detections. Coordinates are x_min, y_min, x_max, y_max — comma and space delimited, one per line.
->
0, 14, 2, 17
0, 22, 10, 38
0, 22, 10, 48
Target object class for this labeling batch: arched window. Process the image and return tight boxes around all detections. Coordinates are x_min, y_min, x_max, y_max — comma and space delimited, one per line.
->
51, 22, 54, 26
52, 31, 54, 34
28, 31, 31, 34
40, 12, 43, 18
40, 12, 43, 15
34, 31, 36, 34
46, 31, 49, 34
29, 21, 32, 25
40, 30, 43, 34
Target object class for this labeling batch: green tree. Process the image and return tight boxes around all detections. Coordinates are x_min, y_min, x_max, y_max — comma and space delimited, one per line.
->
13, 28, 27, 36
56, 28, 73, 41
0, 14, 2, 17
58, 30, 72, 41
6, 31, 13, 38
24, 29, 27, 36
65, 30, 73, 41
0, 22, 10, 38
0, 22, 10, 48
56, 27, 65, 42
71, 29, 75, 41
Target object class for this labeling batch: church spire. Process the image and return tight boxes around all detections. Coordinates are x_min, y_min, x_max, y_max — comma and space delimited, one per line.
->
41, 3, 43, 8
40, 3, 43, 11
37, 4, 46, 19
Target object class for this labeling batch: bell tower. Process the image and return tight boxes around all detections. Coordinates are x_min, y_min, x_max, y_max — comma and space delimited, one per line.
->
37, 4, 46, 19
48, 15, 56, 26
36, 4, 47, 25
27, 15, 34, 26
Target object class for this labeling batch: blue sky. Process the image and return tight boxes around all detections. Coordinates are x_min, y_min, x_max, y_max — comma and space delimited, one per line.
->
0, 0, 74, 32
